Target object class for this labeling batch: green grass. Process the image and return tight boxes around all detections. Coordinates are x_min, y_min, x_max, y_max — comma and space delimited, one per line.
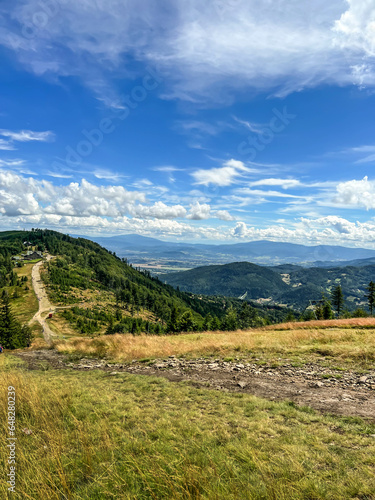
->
12, 262, 39, 324
1, 355, 375, 499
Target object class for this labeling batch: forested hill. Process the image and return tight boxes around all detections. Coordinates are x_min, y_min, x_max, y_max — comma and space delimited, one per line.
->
0, 230, 292, 335
163, 260, 375, 311
163, 262, 289, 299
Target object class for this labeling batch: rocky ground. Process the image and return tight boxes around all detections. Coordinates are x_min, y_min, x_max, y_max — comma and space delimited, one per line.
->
12, 349, 375, 421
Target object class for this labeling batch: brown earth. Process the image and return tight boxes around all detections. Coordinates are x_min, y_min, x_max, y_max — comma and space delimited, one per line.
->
12, 349, 375, 422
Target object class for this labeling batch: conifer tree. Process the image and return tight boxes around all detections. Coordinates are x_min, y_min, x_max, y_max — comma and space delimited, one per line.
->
0, 292, 31, 349
366, 281, 375, 315
331, 285, 344, 317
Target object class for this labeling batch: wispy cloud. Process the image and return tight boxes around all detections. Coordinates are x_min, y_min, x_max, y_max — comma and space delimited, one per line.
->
248, 178, 301, 189
0, 129, 54, 142
153, 165, 184, 173
329, 144, 375, 164
192, 159, 256, 186
232, 116, 266, 134
0, 1, 373, 104
0, 129, 55, 151
0, 138, 16, 150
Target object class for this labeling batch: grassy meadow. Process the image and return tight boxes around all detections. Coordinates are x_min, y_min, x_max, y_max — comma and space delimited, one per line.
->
54, 326, 375, 370
1, 354, 375, 500
12, 262, 39, 324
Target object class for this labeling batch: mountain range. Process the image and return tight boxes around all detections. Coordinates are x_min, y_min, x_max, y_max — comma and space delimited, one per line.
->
88, 234, 375, 269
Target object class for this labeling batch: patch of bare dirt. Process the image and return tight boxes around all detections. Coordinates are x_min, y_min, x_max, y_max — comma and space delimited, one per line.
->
12, 349, 375, 421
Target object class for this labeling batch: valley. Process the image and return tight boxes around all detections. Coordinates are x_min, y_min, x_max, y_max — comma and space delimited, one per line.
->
1, 230, 375, 499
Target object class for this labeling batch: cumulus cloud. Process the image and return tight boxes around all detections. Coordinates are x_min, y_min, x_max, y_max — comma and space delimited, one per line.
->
334, 0, 375, 57
1, 1, 373, 103
187, 202, 211, 220
0, 170, 197, 222
230, 216, 375, 247
334, 176, 375, 209
130, 202, 187, 219
215, 210, 235, 221
1, 169, 375, 247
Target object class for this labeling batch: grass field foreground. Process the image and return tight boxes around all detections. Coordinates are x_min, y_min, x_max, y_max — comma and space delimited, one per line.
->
1, 354, 375, 499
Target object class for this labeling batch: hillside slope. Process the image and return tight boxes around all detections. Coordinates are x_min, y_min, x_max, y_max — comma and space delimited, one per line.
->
163, 260, 375, 311
0, 230, 293, 338
164, 261, 289, 299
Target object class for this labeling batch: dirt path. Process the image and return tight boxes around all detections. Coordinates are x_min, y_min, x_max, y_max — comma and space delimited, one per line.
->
13, 349, 375, 422
29, 255, 56, 345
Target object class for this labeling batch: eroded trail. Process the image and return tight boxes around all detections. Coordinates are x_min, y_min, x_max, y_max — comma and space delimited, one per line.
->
29, 255, 56, 345
14, 349, 375, 422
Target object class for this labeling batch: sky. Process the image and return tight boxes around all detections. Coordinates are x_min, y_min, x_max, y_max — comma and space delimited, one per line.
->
0, 0, 375, 247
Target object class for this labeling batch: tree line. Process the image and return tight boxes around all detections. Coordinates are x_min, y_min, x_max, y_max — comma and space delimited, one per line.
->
298, 282, 375, 321
0, 291, 31, 349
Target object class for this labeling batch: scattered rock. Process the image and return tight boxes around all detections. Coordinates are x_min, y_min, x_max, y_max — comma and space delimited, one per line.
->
237, 381, 247, 389
312, 381, 325, 388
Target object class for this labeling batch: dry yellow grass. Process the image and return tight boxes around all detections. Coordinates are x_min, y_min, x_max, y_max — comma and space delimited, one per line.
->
2, 355, 375, 499
47, 313, 78, 337
54, 327, 375, 366
269, 317, 375, 330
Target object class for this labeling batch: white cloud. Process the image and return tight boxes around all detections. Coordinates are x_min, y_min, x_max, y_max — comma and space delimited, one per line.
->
0, 139, 16, 150
187, 202, 211, 220
130, 202, 187, 219
0, 129, 54, 142
12, 214, 227, 241
334, 0, 375, 57
248, 178, 301, 189
1, 170, 375, 247
0, 159, 26, 168
230, 216, 375, 247
131, 179, 154, 189
154, 166, 183, 173
301, 215, 355, 234
192, 159, 251, 186
232, 116, 266, 134
0, 170, 193, 221
0, 129, 54, 152
1, 1, 374, 103
334, 176, 375, 209
215, 210, 235, 221
234, 188, 302, 199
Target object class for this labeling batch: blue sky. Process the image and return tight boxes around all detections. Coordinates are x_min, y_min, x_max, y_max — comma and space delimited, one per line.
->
0, 0, 375, 246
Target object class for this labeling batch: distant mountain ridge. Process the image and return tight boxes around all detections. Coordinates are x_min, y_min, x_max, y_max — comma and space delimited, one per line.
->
88, 234, 375, 267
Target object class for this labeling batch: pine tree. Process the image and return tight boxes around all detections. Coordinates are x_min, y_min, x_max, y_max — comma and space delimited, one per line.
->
322, 300, 334, 320
0, 292, 31, 349
167, 305, 179, 333
210, 316, 221, 331
366, 281, 375, 315
331, 285, 344, 317
179, 310, 196, 332
222, 307, 238, 331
